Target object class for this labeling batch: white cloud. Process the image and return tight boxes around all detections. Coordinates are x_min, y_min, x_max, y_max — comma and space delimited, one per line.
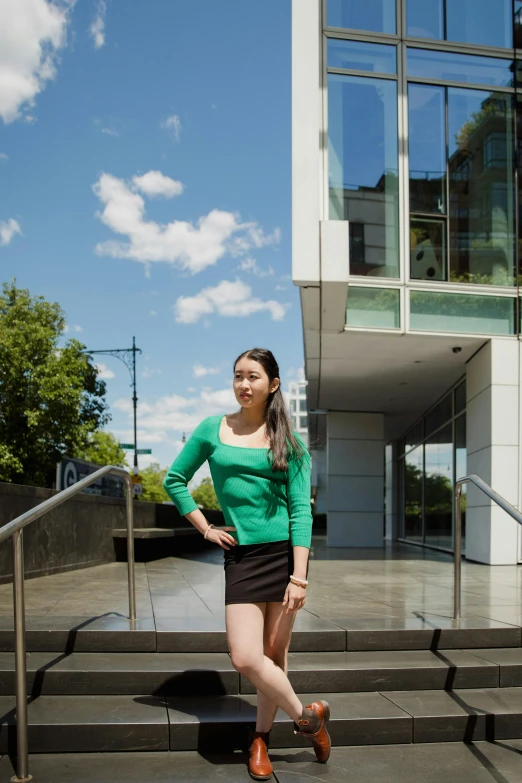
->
237, 257, 275, 277
174, 278, 289, 325
95, 361, 115, 379
89, 0, 106, 49
113, 386, 237, 446
132, 170, 183, 199
193, 364, 220, 378
72, 324, 83, 332
0, 0, 74, 125
0, 218, 22, 246
150, 310, 158, 317
101, 127, 118, 137
93, 171, 280, 275
275, 284, 286, 291
0, 153, 8, 162
162, 114, 181, 142
142, 366, 162, 378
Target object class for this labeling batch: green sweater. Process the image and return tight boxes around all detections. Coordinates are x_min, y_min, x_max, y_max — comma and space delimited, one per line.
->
163, 415, 313, 548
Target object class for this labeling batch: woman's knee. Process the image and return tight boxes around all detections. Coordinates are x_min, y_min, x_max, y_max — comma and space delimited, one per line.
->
230, 649, 263, 676
264, 642, 288, 669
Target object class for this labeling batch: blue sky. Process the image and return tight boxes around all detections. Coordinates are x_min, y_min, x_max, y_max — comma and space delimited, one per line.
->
0, 0, 303, 477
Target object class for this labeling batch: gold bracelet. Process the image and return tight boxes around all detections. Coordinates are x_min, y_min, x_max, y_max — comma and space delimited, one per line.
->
290, 575, 308, 589
203, 524, 214, 539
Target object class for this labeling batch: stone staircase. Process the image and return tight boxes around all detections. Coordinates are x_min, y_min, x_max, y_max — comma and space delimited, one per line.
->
1, 613, 522, 779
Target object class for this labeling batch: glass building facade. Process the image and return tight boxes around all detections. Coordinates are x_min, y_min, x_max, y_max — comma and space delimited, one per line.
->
325, 0, 522, 338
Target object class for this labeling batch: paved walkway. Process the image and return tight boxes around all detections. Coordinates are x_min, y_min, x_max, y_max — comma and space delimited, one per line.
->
1, 536, 521, 627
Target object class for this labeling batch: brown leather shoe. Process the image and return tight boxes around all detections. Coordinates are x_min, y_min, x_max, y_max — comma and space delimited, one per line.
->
248, 730, 273, 780
294, 700, 331, 763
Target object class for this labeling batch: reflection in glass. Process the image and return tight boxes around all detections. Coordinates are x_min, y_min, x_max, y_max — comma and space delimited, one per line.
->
346, 287, 400, 328
409, 84, 446, 214
405, 421, 423, 452
405, 446, 423, 542
425, 394, 452, 438
327, 0, 396, 34
407, 48, 514, 88
448, 89, 515, 286
328, 74, 399, 277
516, 2, 522, 48
410, 291, 516, 335
455, 382, 466, 415
327, 39, 397, 75
410, 218, 446, 281
446, 0, 512, 49
424, 424, 453, 549
455, 414, 467, 552
406, 0, 443, 40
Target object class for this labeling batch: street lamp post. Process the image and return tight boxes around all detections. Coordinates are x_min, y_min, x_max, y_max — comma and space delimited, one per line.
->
83, 337, 142, 473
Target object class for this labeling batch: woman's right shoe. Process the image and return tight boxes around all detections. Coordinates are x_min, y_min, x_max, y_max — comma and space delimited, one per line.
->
294, 700, 331, 763
248, 730, 273, 780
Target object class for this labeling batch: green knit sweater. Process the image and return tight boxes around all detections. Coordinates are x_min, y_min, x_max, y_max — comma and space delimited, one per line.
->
163, 415, 313, 548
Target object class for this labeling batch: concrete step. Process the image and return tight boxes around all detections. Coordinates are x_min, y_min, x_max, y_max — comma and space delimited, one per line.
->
3, 689, 522, 753
0, 614, 518, 654
0, 649, 505, 695
2, 741, 522, 782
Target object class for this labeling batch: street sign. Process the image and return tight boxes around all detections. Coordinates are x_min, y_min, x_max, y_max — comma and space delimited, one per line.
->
131, 474, 143, 496
131, 475, 142, 484
137, 449, 152, 455
119, 443, 135, 450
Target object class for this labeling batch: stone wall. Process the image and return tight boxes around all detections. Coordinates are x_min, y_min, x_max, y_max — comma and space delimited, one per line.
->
0, 482, 224, 584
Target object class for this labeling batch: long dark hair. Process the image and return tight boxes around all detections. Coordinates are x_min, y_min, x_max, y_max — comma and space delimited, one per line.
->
233, 347, 304, 472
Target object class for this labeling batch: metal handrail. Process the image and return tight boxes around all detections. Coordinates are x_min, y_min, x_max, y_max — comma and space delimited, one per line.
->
1, 466, 136, 783
454, 474, 522, 620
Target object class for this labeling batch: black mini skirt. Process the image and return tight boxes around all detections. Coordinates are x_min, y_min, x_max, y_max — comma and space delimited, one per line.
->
223, 539, 308, 605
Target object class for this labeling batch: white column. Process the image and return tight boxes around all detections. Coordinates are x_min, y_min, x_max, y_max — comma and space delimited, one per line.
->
327, 412, 385, 547
465, 339, 520, 565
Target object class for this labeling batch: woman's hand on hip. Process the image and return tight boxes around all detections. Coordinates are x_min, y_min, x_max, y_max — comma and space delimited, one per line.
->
283, 582, 306, 614
206, 526, 238, 550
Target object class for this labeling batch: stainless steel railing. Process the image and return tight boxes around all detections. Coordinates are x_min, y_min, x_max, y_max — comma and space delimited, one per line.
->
454, 474, 522, 620
0, 466, 136, 783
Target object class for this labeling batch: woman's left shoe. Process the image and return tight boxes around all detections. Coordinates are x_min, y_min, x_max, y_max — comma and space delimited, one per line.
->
248, 730, 273, 780
294, 700, 331, 763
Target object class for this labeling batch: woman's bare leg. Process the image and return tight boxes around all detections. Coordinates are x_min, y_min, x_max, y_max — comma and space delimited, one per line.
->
225, 602, 303, 724
255, 601, 297, 732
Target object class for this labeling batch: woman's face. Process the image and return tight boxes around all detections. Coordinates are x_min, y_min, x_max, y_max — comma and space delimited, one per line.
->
233, 357, 279, 410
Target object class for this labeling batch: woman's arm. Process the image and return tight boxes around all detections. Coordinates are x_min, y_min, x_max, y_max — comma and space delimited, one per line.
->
184, 507, 237, 550
163, 419, 211, 515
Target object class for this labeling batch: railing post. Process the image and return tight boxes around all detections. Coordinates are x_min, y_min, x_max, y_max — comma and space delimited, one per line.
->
125, 476, 136, 621
454, 482, 463, 621
12, 530, 31, 782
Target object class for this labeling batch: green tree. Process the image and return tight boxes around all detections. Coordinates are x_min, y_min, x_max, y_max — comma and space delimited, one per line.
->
0, 281, 109, 486
73, 431, 126, 468
191, 476, 220, 510
140, 463, 168, 503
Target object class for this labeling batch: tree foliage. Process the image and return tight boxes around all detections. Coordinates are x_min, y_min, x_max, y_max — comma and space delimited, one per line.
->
191, 476, 220, 510
0, 281, 109, 486
73, 431, 126, 468
140, 463, 168, 503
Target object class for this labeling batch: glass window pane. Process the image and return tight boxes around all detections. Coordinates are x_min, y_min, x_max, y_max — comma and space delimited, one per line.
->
299, 398, 307, 412
346, 287, 400, 328
405, 420, 423, 452
328, 74, 399, 277
327, 0, 396, 34
455, 414, 467, 551
448, 89, 515, 286
408, 84, 446, 214
410, 291, 516, 335
410, 218, 447, 281
404, 445, 423, 542
424, 424, 453, 550
406, 0, 443, 40
516, 2, 522, 48
446, 0, 512, 49
327, 39, 397, 75
455, 381, 466, 414
407, 48, 514, 88
425, 394, 452, 437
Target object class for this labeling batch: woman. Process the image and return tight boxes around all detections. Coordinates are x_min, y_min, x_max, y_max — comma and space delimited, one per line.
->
163, 347, 331, 780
